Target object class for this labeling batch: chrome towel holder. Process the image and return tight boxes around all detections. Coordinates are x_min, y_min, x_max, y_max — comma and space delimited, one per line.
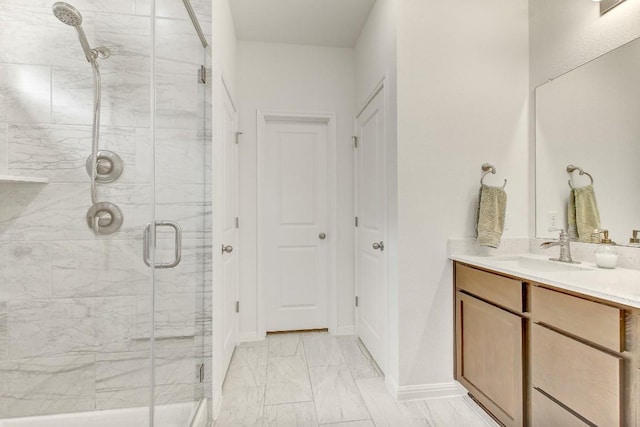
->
567, 164, 594, 189
480, 163, 507, 188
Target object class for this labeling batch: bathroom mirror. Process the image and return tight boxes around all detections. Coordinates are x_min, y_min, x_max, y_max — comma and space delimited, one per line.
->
535, 36, 640, 246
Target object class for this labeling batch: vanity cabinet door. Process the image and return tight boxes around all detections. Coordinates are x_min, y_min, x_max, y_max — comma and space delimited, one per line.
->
531, 323, 622, 427
456, 291, 524, 427
531, 388, 590, 427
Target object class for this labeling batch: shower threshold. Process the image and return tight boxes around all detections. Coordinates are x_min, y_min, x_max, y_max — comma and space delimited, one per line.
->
0, 400, 208, 427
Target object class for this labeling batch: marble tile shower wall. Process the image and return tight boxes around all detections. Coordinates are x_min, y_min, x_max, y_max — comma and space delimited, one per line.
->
0, 0, 212, 419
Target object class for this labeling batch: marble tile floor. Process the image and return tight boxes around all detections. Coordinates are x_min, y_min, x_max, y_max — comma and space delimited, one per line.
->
214, 332, 498, 427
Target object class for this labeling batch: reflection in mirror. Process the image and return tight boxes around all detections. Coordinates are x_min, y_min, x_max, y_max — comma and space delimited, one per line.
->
535, 37, 640, 246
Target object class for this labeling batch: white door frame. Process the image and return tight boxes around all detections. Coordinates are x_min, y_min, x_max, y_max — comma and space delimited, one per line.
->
256, 110, 338, 336
354, 76, 389, 374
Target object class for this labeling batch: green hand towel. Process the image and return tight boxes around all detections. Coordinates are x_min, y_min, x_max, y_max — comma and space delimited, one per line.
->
476, 184, 507, 248
568, 185, 601, 242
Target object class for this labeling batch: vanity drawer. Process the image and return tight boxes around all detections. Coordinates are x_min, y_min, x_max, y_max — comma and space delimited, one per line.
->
531, 388, 590, 427
532, 323, 622, 427
455, 263, 522, 313
531, 285, 623, 352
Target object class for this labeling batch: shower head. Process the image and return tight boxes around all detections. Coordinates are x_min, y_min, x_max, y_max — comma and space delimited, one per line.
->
52, 2, 109, 63
52, 2, 83, 26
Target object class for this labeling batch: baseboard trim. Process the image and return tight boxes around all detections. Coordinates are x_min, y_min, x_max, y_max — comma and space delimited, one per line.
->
237, 332, 266, 343
333, 325, 355, 335
390, 380, 466, 402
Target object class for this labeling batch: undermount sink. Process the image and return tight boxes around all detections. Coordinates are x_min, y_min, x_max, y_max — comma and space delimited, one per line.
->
491, 256, 593, 273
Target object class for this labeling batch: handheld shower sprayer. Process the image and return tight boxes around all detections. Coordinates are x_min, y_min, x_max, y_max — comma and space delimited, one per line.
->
52, 2, 110, 63
52, 2, 123, 235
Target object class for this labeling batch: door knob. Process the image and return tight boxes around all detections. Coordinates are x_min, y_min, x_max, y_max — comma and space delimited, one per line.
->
221, 244, 233, 254
319, 233, 326, 240
372, 241, 384, 251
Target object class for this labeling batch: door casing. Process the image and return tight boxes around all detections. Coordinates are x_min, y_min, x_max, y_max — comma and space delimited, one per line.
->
256, 110, 338, 336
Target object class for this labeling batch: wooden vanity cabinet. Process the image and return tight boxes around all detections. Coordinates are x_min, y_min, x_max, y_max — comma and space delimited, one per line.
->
455, 263, 525, 427
530, 285, 626, 427
454, 261, 640, 427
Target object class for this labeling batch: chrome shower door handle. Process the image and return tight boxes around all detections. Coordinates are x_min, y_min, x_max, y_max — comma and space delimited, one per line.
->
143, 221, 183, 269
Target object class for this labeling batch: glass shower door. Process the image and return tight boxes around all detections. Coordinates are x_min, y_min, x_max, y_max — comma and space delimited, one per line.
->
149, 1, 212, 425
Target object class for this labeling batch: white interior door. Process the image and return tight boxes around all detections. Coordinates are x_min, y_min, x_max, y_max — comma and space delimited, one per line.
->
355, 90, 387, 371
260, 117, 329, 332
220, 88, 238, 373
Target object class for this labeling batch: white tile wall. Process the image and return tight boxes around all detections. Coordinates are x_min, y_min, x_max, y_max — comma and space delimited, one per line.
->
0, 0, 212, 419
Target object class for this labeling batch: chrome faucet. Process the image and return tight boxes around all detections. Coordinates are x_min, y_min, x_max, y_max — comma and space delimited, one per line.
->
540, 230, 579, 264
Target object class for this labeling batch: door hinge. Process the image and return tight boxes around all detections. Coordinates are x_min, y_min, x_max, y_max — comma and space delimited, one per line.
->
235, 132, 243, 144
355, 296, 359, 307
235, 217, 239, 228
352, 136, 358, 148
198, 65, 207, 84
199, 363, 205, 383
235, 301, 240, 313
355, 216, 359, 227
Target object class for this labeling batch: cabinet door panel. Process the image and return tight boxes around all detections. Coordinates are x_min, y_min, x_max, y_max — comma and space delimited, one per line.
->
532, 323, 622, 427
456, 291, 524, 427
532, 388, 590, 427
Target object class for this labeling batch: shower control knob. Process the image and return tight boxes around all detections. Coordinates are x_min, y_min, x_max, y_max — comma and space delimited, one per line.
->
221, 245, 233, 254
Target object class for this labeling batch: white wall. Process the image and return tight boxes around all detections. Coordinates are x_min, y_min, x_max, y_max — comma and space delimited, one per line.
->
213, 0, 237, 96
236, 41, 356, 338
353, 0, 399, 385
530, 0, 640, 88
396, 0, 530, 388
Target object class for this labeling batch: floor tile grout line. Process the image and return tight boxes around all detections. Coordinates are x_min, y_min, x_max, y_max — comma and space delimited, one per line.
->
300, 333, 322, 426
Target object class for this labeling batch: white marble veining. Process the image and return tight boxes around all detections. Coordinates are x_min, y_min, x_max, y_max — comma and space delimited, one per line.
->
8, 298, 95, 359
418, 396, 496, 427
135, 293, 197, 340
223, 346, 268, 391
264, 355, 313, 406
50, 239, 148, 298
8, 124, 137, 183
155, 72, 199, 130
262, 402, 318, 427
0, 355, 95, 418
95, 13, 151, 73
336, 336, 382, 380
217, 332, 496, 427
0, 64, 51, 124
309, 364, 370, 424
216, 386, 265, 427
302, 333, 345, 368
450, 252, 640, 308
0, 241, 52, 300
267, 333, 304, 357
0, 0, 210, 419
0, 124, 7, 174
156, 17, 205, 75
0, 303, 6, 360
356, 377, 429, 427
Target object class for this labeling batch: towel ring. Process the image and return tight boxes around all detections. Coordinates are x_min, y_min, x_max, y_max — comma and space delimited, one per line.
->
567, 165, 594, 189
480, 163, 507, 188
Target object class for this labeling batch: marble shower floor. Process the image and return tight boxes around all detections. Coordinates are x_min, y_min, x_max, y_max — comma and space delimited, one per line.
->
213, 332, 498, 427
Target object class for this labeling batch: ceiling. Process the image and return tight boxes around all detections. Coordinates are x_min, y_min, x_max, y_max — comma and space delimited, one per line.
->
230, 0, 377, 48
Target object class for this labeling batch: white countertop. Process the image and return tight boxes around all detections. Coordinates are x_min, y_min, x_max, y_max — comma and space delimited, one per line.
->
450, 253, 640, 309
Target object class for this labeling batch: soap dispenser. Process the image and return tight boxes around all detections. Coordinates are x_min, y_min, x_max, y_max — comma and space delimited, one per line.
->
629, 230, 640, 248
595, 230, 618, 269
